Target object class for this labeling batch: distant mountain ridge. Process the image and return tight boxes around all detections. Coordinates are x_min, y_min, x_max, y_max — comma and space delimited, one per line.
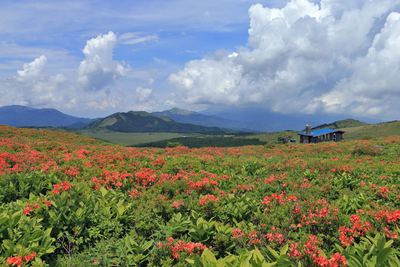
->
88, 111, 228, 134
0, 105, 93, 128
0, 105, 383, 134
152, 108, 248, 131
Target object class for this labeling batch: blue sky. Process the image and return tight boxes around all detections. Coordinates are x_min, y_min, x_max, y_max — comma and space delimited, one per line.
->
0, 0, 399, 120
0, 0, 269, 69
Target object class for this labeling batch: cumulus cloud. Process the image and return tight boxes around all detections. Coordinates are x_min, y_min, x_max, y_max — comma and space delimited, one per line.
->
135, 86, 153, 102
0, 56, 67, 107
78, 31, 128, 91
170, 0, 400, 119
17, 55, 47, 81
0, 31, 141, 115
312, 12, 400, 118
1, 55, 131, 115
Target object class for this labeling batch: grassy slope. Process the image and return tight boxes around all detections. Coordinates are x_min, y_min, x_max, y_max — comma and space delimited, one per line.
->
79, 129, 201, 146
79, 121, 400, 147
134, 136, 266, 148
245, 121, 400, 144
313, 119, 367, 130
243, 131, 300, 144
341, 121, 400, 140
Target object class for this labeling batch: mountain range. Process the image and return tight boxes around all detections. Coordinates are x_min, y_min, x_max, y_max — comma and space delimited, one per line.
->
0, 105, 93, 129
88, 111, 227, 134
151, 108, 246, 131
0, 105, 379, 133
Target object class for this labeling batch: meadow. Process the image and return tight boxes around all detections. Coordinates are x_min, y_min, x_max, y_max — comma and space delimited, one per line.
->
0, 125, 399, 266
341, 121, 400, 141
78, 129, 198, 146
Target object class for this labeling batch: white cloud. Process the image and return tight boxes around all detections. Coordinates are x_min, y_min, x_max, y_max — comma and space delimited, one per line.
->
170, 0, 400, 119
135, 86, 153, 102
17, 55, 47, 80
312, 12, 400, 118
0, 32, 143, 116
169, 57, 244, 105
0, 56, 67, 108
119, 32, 159, 45
78, 31, 128, 91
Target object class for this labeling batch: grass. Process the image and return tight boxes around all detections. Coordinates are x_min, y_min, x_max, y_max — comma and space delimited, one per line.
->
135, 136, 266, 148
341, 121, 400, 140
242, 131, 300, 144
245, 121, 400, 144
78, 121, 400, 147
79, 129, 201, 146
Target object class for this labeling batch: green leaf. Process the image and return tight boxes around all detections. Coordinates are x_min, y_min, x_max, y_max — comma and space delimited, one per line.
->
202, 249, 217, 264
100, 187, 108, 197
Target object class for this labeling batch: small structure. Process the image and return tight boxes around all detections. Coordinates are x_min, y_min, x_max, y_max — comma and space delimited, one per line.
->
298, 124, 344, 144
278, 136, 297, 144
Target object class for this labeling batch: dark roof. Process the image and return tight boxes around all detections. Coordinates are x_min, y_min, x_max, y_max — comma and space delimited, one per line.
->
298, 128, 344, 137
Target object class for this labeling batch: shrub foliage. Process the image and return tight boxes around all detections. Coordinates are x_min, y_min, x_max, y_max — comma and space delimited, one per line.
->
0, 126, 399, 266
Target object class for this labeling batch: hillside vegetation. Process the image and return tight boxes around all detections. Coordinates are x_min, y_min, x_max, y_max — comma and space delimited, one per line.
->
81, 119, 400, 147
0, 126, 399, 266
135, 136, 266, 148
341, 121, 400, 140
79, 129, 200, 146
313, 119, 368, 130
243, 120, 399, 145
88, 111, 227, 134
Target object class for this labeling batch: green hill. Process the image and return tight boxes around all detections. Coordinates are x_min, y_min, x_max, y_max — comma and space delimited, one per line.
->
241, 120, 399, 144
87, 111, 227, 134
341, 121, 400, 140
313, 119, 368, 130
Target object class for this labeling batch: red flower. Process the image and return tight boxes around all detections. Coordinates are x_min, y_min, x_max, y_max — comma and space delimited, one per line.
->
231, 228, 245, 239
288, 242, 302, 258
52, 181, 72, 195
384, 227, 398, 239
6, 256, 24, 266
7, 252, 37, 266
172, 200, 185, 209
24, 252, 37, 262
159, 238, 206, 260
266, 231, 285, 245
188, 177, 218, 192
379, 186, 390, 198
374, 209, 400, 224
64, 167, 80, 177
128, 189, 140, 198
339, 214, 372, 247
199, 194, 219, 206
42, 199, 52, 207
248, 231, 261, 245
23, 203, 33, 216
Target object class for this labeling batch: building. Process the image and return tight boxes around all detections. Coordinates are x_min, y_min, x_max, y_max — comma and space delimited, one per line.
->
298, 125, 344, 144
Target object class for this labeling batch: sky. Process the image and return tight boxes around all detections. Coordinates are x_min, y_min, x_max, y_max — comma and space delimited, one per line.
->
0, 0, 399, 120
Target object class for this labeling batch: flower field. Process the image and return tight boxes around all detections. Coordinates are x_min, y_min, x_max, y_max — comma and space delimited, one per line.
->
0, 125, 399, 266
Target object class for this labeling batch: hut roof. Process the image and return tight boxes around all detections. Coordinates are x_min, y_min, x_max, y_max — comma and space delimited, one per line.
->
298, 128, 344, 137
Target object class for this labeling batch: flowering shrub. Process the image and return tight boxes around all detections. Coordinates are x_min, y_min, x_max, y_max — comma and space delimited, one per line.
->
199, 194, 220, 206
0, 126, 399, 266
157, 237, 206, 260
7, 252, 36, 267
